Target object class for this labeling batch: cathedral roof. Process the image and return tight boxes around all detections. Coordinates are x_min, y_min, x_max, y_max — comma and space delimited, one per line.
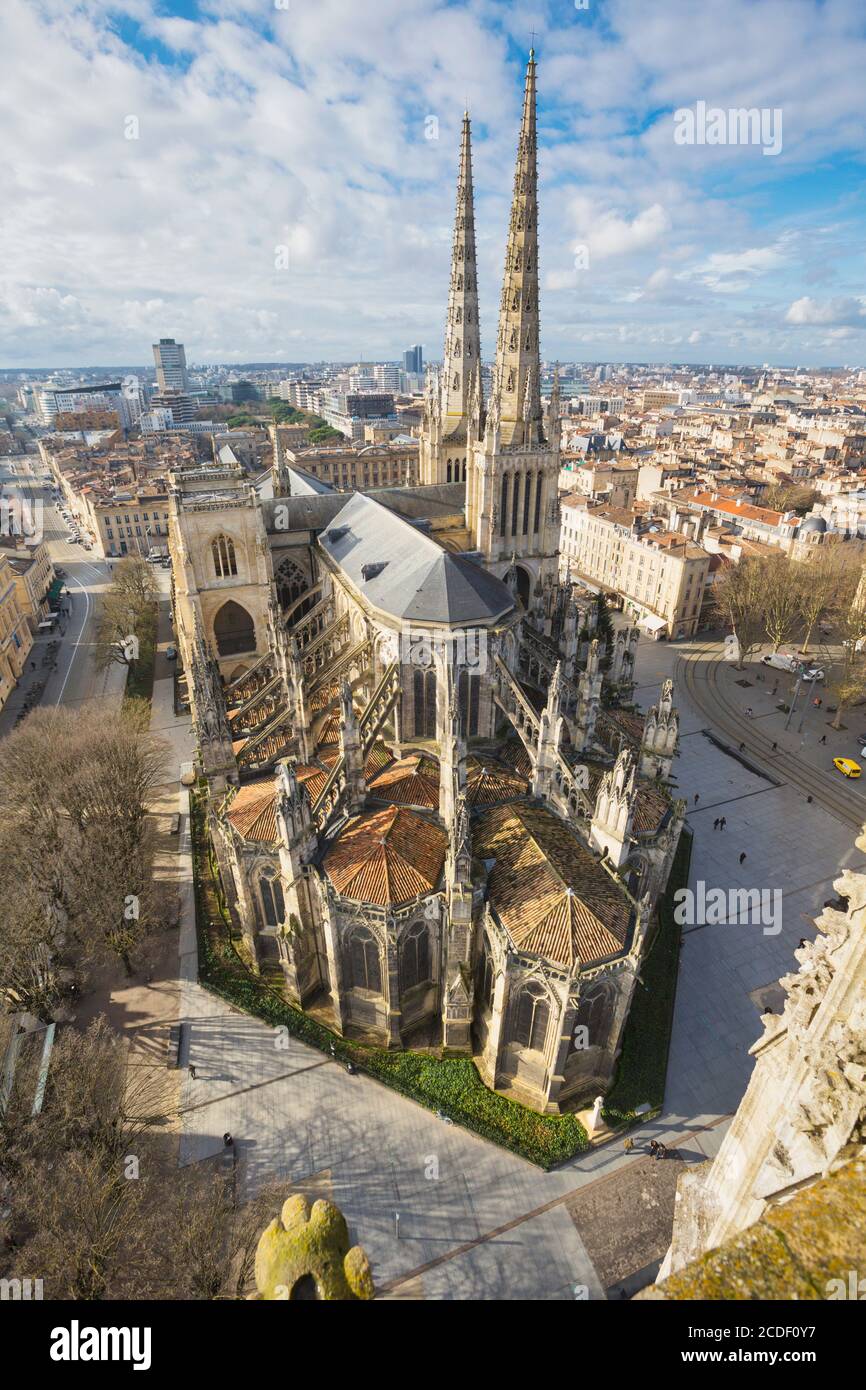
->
323, 804, 447, 907
465, 756, 528, 806
474, 802, 633, 969
368, 752, 440, 808
223, 764, 326, 841
318, 492, 515, 624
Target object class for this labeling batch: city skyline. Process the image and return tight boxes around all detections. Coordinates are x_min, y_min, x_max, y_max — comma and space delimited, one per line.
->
2, 0, 865, 370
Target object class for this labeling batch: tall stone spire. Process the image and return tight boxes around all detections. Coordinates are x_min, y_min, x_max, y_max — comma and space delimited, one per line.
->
441, 112, 482, 439
492, 50, 543, 447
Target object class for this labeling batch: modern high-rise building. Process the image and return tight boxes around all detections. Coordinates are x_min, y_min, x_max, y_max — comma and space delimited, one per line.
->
152, 338, 189, 393
402, 345, 423, 375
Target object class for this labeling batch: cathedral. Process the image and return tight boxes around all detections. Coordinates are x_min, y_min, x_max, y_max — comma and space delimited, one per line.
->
168, 52, 685, 1115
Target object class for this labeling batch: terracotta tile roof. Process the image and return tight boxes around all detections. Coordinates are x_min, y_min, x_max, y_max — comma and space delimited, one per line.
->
310, 680, 339, 714
315, 713, 340, 749
597, 708, 645, 753
224, 778, 278, 842
498, 738, 534, 778
323, 805, 447, 906
680, 489, 795, 528
364, 741, 394, 780
368, 751, 440, 807
474, 803, 633, 968
465, 756, 528, 806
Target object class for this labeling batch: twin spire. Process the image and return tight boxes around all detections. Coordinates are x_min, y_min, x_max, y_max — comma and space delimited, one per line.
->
438, 52, 544, 449
440, 112, 482, 439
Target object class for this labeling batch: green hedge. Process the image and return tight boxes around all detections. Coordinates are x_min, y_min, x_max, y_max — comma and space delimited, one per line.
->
189, 794, 588, 1169
602, 827, 693, 1127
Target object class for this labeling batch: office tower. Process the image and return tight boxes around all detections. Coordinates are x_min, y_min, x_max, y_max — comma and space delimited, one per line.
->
153, 338, 189, 393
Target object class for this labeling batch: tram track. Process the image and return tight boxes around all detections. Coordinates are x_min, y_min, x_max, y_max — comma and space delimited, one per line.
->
676, 640, 866, 832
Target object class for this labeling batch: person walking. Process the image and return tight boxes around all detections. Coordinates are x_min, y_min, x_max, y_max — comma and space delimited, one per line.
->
739, 851, 747, 865
771, 741, 778, 752
649, 1140, 659, 1157
694, 793, 700, 806
739, 741, 746, 752
719, 817, 727, 830
819, 734, 827, 745
623, 1136, 634, 1153
713, 817, 720, 831
188, 1063, 196, 1080
655, 1142, 667, 1160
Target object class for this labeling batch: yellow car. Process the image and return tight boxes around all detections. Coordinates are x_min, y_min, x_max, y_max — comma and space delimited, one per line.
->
833, 757, 861, 779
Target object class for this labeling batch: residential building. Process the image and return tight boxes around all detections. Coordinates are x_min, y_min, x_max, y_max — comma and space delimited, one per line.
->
0, 552, 33, 714
560, 495, 711, 638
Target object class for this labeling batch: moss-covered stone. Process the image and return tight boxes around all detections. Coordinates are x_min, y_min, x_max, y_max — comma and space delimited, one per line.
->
253, 1195, 375, 1301
642, 1158, 866, 1300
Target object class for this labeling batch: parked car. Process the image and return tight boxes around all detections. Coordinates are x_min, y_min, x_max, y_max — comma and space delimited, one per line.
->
761, 652, 800, 672
802, 668, 825, 682
166, 644, 177, 660
833, 757, 861, 779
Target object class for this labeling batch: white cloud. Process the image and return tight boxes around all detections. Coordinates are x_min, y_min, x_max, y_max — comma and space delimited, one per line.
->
785, 295, 866, 327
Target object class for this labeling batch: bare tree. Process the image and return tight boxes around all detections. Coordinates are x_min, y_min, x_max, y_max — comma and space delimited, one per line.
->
762, 554, 804, 653
796, 547, 853, 657
94, 558, 158, 674
712, 558, 767, 669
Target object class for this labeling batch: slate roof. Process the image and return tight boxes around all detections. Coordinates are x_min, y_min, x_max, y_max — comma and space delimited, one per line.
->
474, 802, 634, 969
323, 805, 447, 906
317, 491, 515, 624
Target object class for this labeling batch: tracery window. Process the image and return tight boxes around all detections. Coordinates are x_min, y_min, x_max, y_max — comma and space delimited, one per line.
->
513, 982, 550, 1053
212, 534, 237, 578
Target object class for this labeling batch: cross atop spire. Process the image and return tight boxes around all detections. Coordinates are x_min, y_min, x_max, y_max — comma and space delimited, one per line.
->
439, 111, 482, 440
491, 49, 542, 447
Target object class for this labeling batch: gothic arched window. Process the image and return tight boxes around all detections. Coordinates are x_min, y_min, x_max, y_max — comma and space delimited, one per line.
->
276, 556, 309, 613
399, 921, 431, 993
259, 870, 285, 928
458, 669, 480, 738
212, 534, 237, 579
413, 667, 436, 739
348, 928, 381, 994
571, 987, 608, 1053
513, 982, 550, 1053
476, 938, 494, 1011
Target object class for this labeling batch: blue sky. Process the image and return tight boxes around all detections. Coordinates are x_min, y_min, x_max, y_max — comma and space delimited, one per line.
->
1, 0, 864, 368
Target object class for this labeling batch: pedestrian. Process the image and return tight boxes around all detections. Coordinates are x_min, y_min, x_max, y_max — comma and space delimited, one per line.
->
655, 1142, 667, 1160
807, 795, 813, 804
649, 1140, 659, 1157
745, 706, 753, 718
819, 734, 827, 745
771, 741, 778, 752
623, 1136, 634, 1152
188, 1063, 196, 1080
223, 1132, 233, 1148
739, 851, 747, 865
720, 817, 726, 830
713, 818, 720, 831
772, 682, 778, 696
739, 741, 746, 752
798, 938, 807, 949
694, 793, 700, 806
